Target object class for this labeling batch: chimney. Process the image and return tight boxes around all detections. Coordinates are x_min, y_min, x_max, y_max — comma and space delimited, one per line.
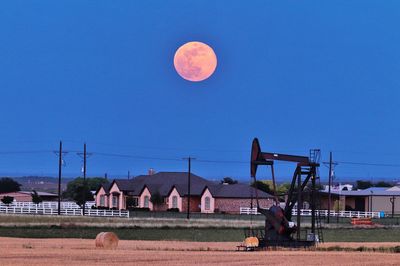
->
148, 168, 156, 175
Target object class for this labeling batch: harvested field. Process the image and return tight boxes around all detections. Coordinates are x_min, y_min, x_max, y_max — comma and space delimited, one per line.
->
0, 237, 399, 266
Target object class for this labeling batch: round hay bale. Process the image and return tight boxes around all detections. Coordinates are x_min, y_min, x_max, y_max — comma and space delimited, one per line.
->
244, 237, 259, 248
95, 232, 119, 249
95, 232, 105, 248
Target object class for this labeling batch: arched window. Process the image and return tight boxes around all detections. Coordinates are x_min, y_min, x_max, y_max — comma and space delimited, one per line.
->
205, 197, 210, 210
112, 196, 119, 208
172, 196, 178, 208
100, 195, 105, 206
144, 196, 149, 208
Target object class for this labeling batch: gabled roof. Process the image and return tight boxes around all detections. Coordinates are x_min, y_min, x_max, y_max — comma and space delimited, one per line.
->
103, 172, 214, 197
203, 183, 273, 199
113, 179, 135, 192
95, 182, 111, 195
95, 172, 274, 199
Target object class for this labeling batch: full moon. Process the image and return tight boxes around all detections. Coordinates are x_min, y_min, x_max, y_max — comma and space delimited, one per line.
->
173, 41, 217, 82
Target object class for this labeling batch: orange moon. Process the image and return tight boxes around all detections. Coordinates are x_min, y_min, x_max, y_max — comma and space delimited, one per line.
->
173, 41, 217, 82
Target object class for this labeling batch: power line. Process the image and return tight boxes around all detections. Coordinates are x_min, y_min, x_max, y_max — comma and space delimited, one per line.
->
336, 161, 400, 168
2, 148, 400, 169
0, 150, 53, 155
93, 152, 183, 162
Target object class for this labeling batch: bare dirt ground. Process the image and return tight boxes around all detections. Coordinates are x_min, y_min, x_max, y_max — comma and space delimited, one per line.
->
0, 237, 399, 266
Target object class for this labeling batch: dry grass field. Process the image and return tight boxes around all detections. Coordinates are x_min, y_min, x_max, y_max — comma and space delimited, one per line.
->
0, 237, 399, 266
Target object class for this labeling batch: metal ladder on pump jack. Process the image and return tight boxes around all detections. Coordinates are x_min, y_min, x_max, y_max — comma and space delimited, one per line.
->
309, 149, 324, 243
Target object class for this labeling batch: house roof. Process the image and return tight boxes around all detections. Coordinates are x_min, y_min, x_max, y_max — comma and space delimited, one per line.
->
95, 182, 112, 195
204, 183, 273, 199
110, 172, 214, 197
97, 172, 274, 199
321, 186, 400, 197
0, 191, 57, 197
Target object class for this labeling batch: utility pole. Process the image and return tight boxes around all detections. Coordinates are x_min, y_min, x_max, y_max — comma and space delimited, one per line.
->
57, 141, 62, 215
183, 157, 195, 219
54, 141, 68, 215
77, 143, 89, 216
83, 143, 87, 216
128, 170, 130, 180
327, 152, 332, 223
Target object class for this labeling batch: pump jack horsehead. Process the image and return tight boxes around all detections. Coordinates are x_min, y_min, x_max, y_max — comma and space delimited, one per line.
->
250, 138, 321, 248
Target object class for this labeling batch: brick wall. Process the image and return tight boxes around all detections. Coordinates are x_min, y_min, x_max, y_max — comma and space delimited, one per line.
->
153, 203, 168, 211
181, 196, 201, 212
214, 198, 274, 214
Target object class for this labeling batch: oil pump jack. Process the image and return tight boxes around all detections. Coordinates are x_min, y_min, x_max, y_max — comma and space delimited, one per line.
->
250, 138, 322, 248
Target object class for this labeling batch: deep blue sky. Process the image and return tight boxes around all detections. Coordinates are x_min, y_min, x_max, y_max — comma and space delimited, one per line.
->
1, 1, 399, 183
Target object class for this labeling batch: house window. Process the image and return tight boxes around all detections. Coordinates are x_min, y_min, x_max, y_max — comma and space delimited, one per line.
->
172, 196, 178, 208
205, 197, 211, 210
112, 196, 119, 208
100, 195, 105, 206
144, 196, 149, 208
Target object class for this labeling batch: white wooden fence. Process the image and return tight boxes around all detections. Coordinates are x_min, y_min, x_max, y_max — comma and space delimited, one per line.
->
0, 201, 129, 218
0, 206, 129, 218
239, 207, 381, 218
3, 201, 95, 209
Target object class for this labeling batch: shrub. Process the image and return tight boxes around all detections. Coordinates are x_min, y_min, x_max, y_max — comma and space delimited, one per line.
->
1, 196, 14, 205
167, 208, 179, 212
31, 190, 43, 205
130, 207, 150, 212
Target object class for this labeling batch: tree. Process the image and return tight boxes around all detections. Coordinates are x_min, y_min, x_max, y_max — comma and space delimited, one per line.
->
0, 178, 21, 193
276, 183, 291, 195
73, 183, 93, 208
63, 177, 107, 200
220, 177, 238, 184
31, 190, 43, 205
150, 191, 163, 210
374, 181, 392, 187
1, 196, 14, 205
251, 180, 272, 194
355, 180, 373, 190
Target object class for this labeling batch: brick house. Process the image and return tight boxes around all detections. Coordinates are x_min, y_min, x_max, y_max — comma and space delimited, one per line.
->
201, 184, 273, 214
95, 172, 273, 214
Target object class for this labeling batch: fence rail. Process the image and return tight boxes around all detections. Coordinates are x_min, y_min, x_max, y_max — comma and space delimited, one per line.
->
0, 206, 129, 218
1, 201, 95, 209
239, 207, 381, 218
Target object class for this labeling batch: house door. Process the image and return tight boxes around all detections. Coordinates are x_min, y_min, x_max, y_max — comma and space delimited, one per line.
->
355, 197, 365, 211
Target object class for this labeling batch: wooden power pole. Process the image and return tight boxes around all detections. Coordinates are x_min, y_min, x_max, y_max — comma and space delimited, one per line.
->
57, 141, 63, 215
183, 157, 195, 219
327, 152, 332, 223
83, 143, 87, 216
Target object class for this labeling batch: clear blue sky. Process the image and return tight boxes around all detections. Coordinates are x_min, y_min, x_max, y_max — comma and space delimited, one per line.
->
1, 1, 399, 183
